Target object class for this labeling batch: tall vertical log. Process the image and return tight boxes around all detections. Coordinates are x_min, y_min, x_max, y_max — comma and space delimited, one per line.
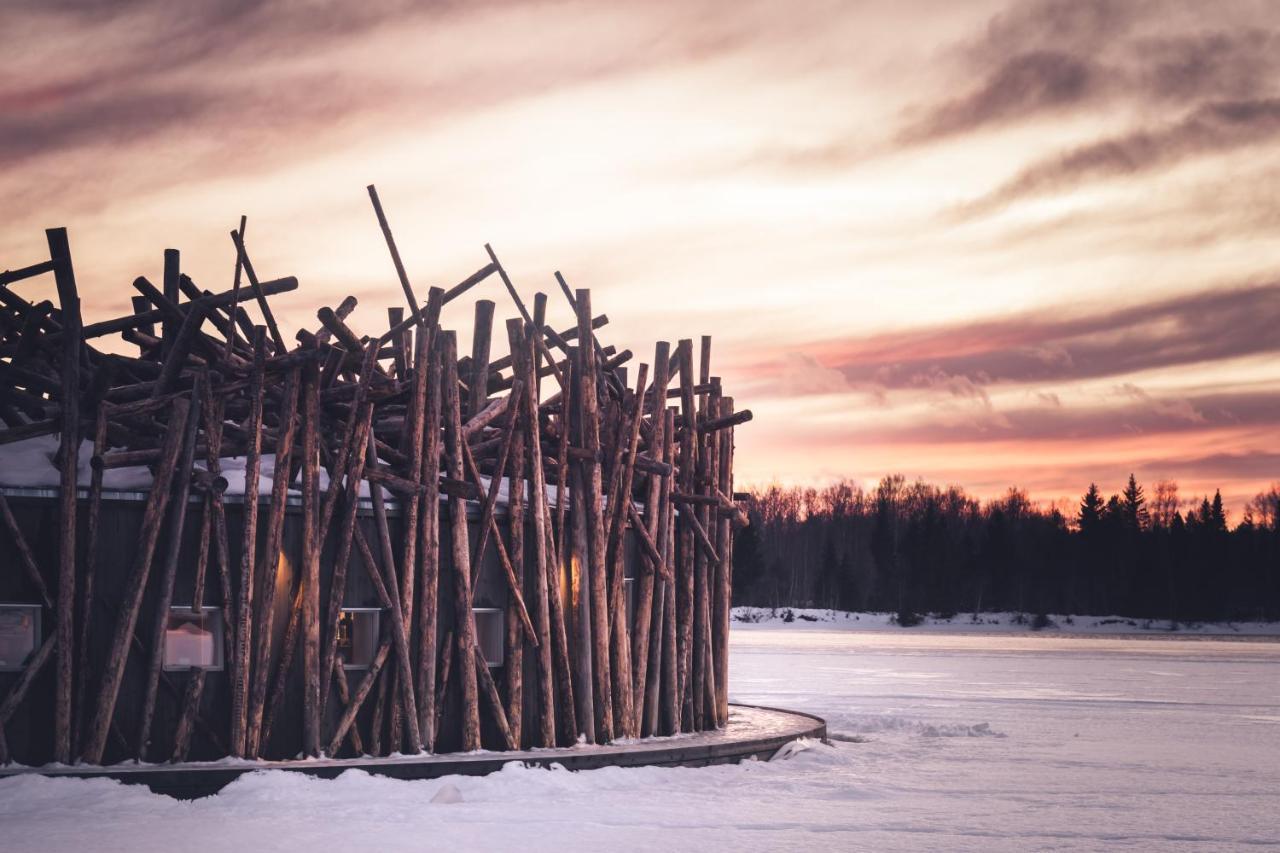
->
510, 319, 555, 748
441, 331, 482, 751
415, 335, 443, 748
136, 375, 204, 760
715, 397, 735, 723
633, 342, 669, 723
675, 339, 696, 730
82, 398, 190, 764
230, 328, 267, 757
245, 368, 301, 756
73, 405, 109, 758
503, 421, 525, 747
660, 413, 680, 736
570, 463, 595, 744
48, 227, 80, 764
469, 299, 495, 418
161, 248, 179, 360
574, 291, 614, 742
299, 344, 322, 757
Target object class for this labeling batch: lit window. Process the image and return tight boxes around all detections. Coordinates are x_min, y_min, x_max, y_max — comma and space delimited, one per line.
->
338, 608, 381, 669
163, 607, 224, 671
0, 604, 40, 671
473, 608, 503, 667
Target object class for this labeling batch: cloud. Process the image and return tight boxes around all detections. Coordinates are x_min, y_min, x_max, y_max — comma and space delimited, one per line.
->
802, 280, 1280, 392
900, 51, 1103, 142
1112, 383, 1206, 424
902, 0, 1280, 148
778, 351, 850, 395
965, 98, 1280, 211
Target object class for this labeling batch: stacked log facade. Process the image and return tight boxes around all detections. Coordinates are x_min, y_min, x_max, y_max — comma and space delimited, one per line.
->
0, 199, 752, 766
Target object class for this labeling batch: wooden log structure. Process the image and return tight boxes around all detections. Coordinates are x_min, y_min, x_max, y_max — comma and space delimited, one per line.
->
0, 199, 749, 767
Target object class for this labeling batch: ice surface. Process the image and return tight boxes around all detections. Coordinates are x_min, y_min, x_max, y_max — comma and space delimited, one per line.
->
2, 625, 1278, 851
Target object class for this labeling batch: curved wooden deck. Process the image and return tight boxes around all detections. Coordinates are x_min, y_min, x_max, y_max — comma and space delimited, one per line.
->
0, 704, 826, 799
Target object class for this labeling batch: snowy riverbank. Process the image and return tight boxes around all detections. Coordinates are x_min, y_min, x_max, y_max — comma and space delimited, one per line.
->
3, 627, 1278, 850
732, 606, 1280, 637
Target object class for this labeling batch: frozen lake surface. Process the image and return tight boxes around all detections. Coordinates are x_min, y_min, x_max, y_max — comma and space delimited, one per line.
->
3, 626, 1278, 851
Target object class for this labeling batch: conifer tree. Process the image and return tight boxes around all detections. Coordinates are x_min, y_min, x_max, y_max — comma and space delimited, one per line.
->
1121, 474, 1149, 531
1078, 483, 1104, 532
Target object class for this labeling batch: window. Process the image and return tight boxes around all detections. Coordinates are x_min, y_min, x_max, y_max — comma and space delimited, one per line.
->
337, 608, 381, 669
624, 577, 636, 633
0, 604, 40, 671
473, 608, 503, 667
163, 607, 224, 671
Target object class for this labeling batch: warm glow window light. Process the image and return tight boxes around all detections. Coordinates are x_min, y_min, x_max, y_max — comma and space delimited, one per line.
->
337, 608, 381, 669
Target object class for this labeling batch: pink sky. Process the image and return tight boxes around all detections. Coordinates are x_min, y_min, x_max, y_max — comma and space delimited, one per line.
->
3, 0, 1278, 514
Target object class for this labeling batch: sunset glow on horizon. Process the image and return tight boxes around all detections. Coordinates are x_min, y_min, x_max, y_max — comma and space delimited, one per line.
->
4, 0, 1278, 515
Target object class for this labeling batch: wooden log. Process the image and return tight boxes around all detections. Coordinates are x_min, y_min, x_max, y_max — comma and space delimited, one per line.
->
259, 573, 303, 757
461, 441, 537, 644
0, 258, 54, 287
244, 368, 301, 757
315, 341, 380, 717
47, 227, 81, 765
0, 632, 56, 725
675, 339, 696, 731
369, 669, 389, 757
441, 331, 482, 751
468, 299, 495, 418
504, 421, 525, 747
326, 641, 391, 755
299, 343, 323, 757
72, 405, 109, 758
541, 494, 578, 746
0, 494, 53, 609
229, 329, 267, 757
569, 462, 595, 744
317, 398, 374, 718
81, 396, 190, 764
431, 630, 454, 751
473, 647, 517, 751
70, 276, 296, 343
332, 654, 365, 756
161, 248, 180, 361
509, 320, 556, 748
415, 329, 443, 748
633, 344, 669, 722
660, 416, 680, 735
169, 667, 206, 763
395, 293, 438, 750
715, 396, 735, 723
367, 185, 424, 326
136, 375, 204, 760
199, 387, 237, 674
441, 261, 499, 306
362, 431, 423, 753
461, 393, 512, 441
223, 215, 248, 359
229, 230, 286, 353
606, 365, 646, 738
574, 293, 614, 742
698, 408, 752, 433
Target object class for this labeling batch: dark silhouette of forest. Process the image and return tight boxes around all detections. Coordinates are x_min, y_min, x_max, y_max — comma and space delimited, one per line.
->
732, 475, 1280, 624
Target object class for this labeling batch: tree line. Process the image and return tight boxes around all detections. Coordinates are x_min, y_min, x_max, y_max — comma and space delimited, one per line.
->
732, 475, 1280, 623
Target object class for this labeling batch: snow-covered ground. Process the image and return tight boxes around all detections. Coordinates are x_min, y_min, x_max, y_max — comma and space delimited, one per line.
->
733, 606, 1280, 637
3, 625, 1278, 851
